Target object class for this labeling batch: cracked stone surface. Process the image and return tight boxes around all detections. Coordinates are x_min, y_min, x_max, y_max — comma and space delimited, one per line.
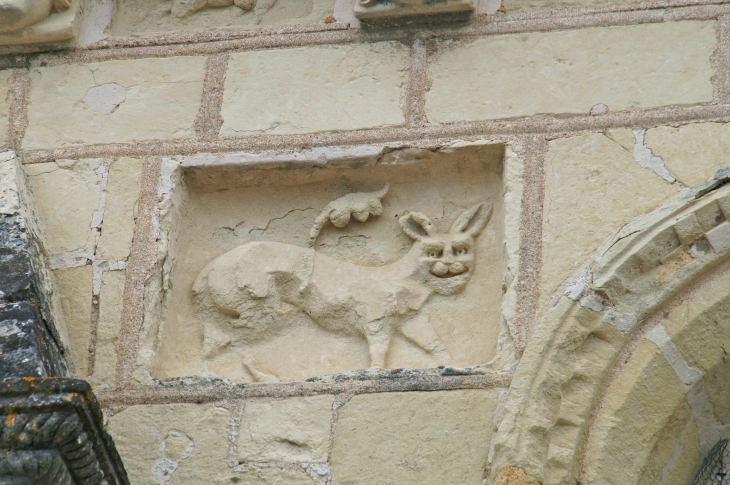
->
541, 133, 679, 308
426, 21, 715, 123
645, 122, 730, 187
23, 57, 206, 149
108, 403, 231, 485
96, 157, 143, 260
220, 42, 409, 135
0, 71, 12, 148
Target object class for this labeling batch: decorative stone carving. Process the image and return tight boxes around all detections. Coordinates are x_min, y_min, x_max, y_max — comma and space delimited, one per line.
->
354, 0, 475, 24
171, 0, 255, 18
193, 186, 492, 380
0, 0, 80, 47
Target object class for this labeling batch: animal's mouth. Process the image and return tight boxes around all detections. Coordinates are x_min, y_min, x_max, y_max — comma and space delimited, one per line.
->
431, 270, 469, 279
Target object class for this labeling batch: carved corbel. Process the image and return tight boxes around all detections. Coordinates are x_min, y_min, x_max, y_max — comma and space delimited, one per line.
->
354, 0, 475, 25
0, 0, 81, 48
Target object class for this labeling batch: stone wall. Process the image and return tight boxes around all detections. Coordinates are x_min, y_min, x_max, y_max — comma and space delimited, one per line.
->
3, 0, 730, 484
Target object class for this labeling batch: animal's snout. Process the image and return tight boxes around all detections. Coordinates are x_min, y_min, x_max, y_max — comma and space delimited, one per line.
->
431, 261, 467, 277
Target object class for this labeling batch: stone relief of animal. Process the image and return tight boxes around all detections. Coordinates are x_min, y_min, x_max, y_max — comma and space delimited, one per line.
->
171, 0, 269, 19
192, 187, 492, 381
0, 0, 71, 33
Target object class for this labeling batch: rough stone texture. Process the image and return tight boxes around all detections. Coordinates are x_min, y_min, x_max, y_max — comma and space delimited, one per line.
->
665, 422, 701, 485
330, 389, 499, 485
24, 159, 102, 255
503, 0, 665, 11
238, 395, 334, 463
541, 133, 678, 306
217, 464, 313, 484
427, 21, 716, 123
96, 158, 143, 261
52, 266, 92, 376
493, 465, 540, 485
583, 340, 691, 485
645, 123, 730, 187
108, 0, 335, 38
107, 403, 230, 485
0, 0, 80, 47
220, 42, 409, 136
0, 71, 12, 148
23, 57, 206, 150
89, 270, 126, 388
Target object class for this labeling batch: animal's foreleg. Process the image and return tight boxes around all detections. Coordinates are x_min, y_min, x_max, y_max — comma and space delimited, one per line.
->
242, 355, 280, 383
400, 314, 452, 366
364, 321, 392, 369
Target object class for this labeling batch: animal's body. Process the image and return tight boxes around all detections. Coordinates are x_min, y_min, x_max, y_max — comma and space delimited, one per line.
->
193, 203, 491, 376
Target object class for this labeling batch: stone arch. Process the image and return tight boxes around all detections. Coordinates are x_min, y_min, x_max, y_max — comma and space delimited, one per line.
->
490, 166, 730, 484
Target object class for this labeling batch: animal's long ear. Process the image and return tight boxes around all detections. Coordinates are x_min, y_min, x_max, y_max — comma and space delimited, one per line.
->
450, 202, 492, 237
399, 212, 435, 241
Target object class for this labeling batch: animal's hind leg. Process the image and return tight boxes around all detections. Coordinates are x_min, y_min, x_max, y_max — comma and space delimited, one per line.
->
400, 314, 452, 366
241, 355, 280, 383
364, 322, 393, 368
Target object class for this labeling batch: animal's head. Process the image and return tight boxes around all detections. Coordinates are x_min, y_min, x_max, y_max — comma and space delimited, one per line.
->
399, 202, 492, 295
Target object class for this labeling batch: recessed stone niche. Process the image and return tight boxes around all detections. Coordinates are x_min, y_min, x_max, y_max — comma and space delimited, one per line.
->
146, 142, 519, 383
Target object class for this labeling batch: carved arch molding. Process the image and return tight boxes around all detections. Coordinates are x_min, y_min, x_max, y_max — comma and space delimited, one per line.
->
491, 166, 730, 484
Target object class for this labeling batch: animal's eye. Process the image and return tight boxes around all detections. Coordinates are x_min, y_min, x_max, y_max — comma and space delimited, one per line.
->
427, 251, 441, 258
455, 248, 467, 256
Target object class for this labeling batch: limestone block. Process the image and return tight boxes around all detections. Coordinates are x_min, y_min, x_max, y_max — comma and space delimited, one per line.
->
504, 0, 660, 11
427, 21, 715, 123
704, 358, 730, 425
665, 422, 701, 485
96, 158, 143, 261
216, 464, 313, 484
238, 395, 334, 463
541, 133, 678, 306
89, 270, 126, 388
583, 340, 691, 484
108, 0, 335, 38
23, 57, 206, 150
0, 70, 12, 148
52, 266, 92, 376
330, 389, 500, 485
24, 159, 102, 255
220, 42, 408, 136
107, 403, 231, 485
645, 123, 730, 187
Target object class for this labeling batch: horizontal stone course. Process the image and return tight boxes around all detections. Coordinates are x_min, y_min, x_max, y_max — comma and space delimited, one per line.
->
426, 21, 716, 123
220, 42, 410, 136
22, 57, 207, 150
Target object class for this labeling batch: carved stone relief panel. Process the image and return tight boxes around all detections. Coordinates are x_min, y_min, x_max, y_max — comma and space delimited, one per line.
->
146, 143, 516, 384
0, 0, 81, 47
107, 0, 335, 38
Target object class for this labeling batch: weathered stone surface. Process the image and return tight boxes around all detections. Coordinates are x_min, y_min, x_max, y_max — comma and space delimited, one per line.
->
583, 340, 690, 485
24, 159, 102, 255
504, 0, 664, 11
108, 403, 230, 485
23, 57, 206, 149
645, 123, 730, 187
493, 465, 540, 485
52, 266, 92, 376
354, 0, 474, 23
238, 395, 333, 463
427, 21, 715, 123
0, 0, 80, 47
216, 464, 313, 484
541, 133, 678, 306
0, 71, 12, 148
220, 42, 408, 136
665, 422, 701, 485
89, 270, 125, 388
330, 389, 500, 485
96, 157, 143, 261
108, 0, 335, 38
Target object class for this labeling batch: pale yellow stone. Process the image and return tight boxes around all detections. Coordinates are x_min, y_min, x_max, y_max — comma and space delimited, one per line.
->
215, 464, 313, 485
604, 128, 635, 152
0, 70, 12, 148
505, 0, 667, 11
665, 422, 701, 485
541, 133, 678, 306
23, 57, 206, 150
96, 158, 143, 260
52, 266, 92, 376
220, 42, 408, 136
330, 389, 500, 485
238, 395, 333, 463
109, 0, 334, 37
89, 270, 125, 388
427, 21, 715, 123
107, 403, 231, 485
24, 159, 102, 255
645, 123, 730, 187
583, 340, 690, 485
